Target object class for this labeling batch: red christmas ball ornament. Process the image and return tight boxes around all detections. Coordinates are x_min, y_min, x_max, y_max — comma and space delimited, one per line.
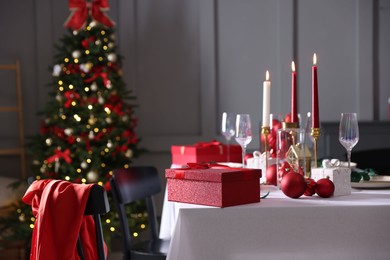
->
271, 119, 282, 132
280, 172, 307, 199
284, 113, 292, 123
266, 164, 277, 186
267, 132, 277, 151
304, 178, 316, 196
316, 178, 335, 198
278, 161, 293, 182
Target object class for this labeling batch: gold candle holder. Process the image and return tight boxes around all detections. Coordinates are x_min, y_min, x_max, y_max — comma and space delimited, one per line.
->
261, 126, 271, 172
310, 128, 321, 168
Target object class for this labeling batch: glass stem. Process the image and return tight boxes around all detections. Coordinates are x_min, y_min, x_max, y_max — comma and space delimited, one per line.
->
347, 149, 351, 168
242, 146, 246, 168
227, 139, 230, 162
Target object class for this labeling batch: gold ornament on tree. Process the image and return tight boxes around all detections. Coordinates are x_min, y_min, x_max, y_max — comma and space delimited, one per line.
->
86, 170, 99, 182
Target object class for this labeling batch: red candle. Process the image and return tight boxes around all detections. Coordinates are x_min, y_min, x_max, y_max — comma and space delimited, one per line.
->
312, 53, 319, 128
291, 61, 298, 124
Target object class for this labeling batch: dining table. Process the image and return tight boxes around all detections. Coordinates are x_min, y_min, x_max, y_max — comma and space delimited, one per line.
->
159, 185, 390, 260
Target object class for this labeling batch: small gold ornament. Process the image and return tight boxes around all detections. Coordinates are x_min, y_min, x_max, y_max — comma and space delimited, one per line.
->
88, 115, 97, 125
81, 161, 88, 169
64, 128, 73, 136
125, 149, 133, 158
45, 138, 53, 146
86, 170, 99, 182
72, 50, 81, 59
89, 20, 97, 27
89, 131, 95, 139
122, 115, 129, 122
52, 64, 62, 76
90, 82, 98, 91
105, 117, 112, 124
107, 53, 117, 62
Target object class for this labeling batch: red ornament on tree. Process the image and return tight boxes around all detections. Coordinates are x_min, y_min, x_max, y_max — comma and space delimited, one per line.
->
280, 171, 307, 199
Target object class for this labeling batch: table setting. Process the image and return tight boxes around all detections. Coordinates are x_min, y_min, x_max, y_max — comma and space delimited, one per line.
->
161, 53, 390, 259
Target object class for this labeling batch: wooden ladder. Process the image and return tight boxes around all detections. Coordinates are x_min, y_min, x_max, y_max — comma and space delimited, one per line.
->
0, 60, 26, 179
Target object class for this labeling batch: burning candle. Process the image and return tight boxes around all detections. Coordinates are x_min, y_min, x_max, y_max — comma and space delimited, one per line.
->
262, 70, 271, 127
291, 61, 298, 124
312, 53, 319, 128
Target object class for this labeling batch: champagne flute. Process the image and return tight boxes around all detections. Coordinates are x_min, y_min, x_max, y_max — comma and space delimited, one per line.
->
235, 114, 252, 167
339, 113, 359, 168
221, 112, 236, 162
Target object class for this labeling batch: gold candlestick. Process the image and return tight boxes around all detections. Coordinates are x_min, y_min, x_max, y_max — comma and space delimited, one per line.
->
261, 126, 271, 174
310, 128, 321, 168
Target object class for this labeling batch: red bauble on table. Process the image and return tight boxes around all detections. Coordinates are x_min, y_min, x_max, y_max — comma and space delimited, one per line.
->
316, 178, 335, 198
266, 164, 277, 186
271, 119, 283, 132
278, 161, 293, 182
284, 113, 292, 123
304, 178, 316, 196
280, 171, 307, 199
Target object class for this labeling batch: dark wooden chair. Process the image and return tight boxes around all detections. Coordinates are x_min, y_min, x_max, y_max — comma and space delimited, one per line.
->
351, 148, 390, 174
77, 184, 110, 260
110, 167, 170, 260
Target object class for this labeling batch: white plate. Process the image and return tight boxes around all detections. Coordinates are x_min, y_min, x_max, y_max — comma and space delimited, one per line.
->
351, 175, 390, 189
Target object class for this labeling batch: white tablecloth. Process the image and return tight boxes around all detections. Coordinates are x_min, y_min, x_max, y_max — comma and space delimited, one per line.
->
160, 186, 390, 260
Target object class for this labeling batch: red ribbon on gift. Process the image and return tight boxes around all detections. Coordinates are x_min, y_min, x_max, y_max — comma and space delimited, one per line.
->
174, 163, 253, 180
193, 140, 221, 148
180, 140, 224, 155
64, 0, 115, 31
47, 148, 72, 164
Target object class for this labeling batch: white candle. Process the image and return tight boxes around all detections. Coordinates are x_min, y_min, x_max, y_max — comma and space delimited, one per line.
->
262, 70, 271, 127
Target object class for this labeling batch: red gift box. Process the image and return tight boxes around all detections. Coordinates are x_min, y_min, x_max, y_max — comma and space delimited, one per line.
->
171, 141, 242, 165
165, 164, 261, 207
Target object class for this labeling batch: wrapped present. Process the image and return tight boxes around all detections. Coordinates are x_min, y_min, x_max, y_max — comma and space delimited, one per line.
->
165, 163, 261, 207
171, 141, 242, 165
311, 162, 351, 196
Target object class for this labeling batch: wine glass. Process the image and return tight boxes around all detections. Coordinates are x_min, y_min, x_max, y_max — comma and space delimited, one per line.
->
221, 112, 236, 162
235, 114, 252, 167
339, 113, 359, 168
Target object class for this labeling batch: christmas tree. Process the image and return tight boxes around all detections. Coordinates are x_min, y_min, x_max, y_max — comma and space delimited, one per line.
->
0, 0, 145, 247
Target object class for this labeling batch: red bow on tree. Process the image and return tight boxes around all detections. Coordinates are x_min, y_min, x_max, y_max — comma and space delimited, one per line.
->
64, 0, 115, 31
64, 90, 81, 108
47, 148, 72, 164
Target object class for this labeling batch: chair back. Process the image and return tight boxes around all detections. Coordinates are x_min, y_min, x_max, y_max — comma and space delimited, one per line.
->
110, 166, 162, 258
77, 184, 110, 260
351, 148, 390, 174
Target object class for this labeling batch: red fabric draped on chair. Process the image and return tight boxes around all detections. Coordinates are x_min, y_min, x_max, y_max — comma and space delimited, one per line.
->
23, 179, 107, 260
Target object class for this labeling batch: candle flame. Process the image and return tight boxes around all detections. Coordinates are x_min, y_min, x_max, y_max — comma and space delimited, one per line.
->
291, 61, 295, 72
313, 53, 317, 65
266, 70, 270, 81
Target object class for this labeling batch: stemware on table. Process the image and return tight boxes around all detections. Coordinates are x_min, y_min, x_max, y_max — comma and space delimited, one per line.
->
339, 112, 359, 168
221, 112, 236, 162
235, 114, 252, 167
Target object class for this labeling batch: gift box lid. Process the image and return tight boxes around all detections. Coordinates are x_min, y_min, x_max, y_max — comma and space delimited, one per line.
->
171, 141, 241, 155
165, 167, 261, 183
